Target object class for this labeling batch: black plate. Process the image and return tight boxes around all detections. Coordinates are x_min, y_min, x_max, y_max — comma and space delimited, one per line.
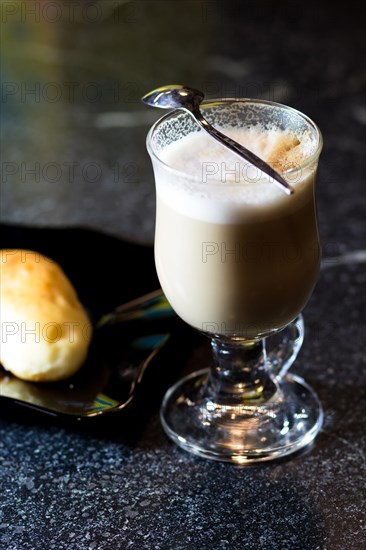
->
0, 224, 189, 422
0, 290, 180, 420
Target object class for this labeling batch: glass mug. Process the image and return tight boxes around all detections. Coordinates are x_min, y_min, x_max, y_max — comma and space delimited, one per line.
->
146, 99, 323, 463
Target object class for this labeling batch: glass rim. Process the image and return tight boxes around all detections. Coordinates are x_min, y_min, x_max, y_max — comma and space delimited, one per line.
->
146, 98, 323, 184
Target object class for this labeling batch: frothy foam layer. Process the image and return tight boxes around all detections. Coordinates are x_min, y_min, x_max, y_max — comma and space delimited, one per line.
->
161, 126, 315, 178
156, 126, 317, 223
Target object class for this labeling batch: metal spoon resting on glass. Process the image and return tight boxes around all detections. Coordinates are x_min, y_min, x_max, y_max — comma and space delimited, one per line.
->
142, 84, 294, 195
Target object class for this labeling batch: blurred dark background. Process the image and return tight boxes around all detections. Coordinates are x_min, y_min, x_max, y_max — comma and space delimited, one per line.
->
1, 0, 365, 252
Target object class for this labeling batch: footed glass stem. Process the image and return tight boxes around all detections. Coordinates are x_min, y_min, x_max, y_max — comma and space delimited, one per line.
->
161, 316, 323, 463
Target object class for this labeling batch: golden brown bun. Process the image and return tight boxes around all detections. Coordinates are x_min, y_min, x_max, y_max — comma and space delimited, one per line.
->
0, 250, 92, 382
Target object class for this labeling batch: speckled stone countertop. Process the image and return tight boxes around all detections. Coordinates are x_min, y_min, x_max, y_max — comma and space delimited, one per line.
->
1, 1, 365, 549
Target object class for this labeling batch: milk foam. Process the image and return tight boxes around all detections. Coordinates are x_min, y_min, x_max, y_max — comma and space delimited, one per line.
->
155, 127, 316, 223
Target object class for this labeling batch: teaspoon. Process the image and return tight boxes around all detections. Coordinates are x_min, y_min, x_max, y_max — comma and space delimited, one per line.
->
142, 85, 294, 195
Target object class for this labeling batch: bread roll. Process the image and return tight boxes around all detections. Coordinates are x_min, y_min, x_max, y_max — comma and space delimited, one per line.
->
0, 249, 92, 382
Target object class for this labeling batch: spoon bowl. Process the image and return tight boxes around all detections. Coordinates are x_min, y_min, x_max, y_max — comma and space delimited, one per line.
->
142, 84, 204, 112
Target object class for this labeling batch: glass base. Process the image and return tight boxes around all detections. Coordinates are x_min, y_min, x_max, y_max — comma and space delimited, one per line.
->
161, 369, 323, 464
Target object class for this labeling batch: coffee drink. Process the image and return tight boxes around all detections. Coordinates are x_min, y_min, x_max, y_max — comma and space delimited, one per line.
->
153, 125, 320, 339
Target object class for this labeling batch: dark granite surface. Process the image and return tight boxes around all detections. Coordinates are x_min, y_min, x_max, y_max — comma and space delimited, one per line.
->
1, 1, 366, 549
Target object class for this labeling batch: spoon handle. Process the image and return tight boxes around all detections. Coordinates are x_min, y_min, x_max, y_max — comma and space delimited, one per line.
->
191, 108, 294, 195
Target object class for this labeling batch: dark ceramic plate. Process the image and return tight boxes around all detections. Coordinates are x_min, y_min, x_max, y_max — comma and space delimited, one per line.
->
0, 290, 177, 421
